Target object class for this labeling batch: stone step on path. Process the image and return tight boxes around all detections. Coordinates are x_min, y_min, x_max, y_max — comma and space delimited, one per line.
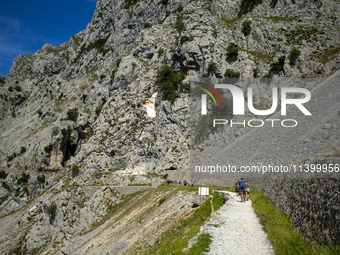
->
200, 191, 274, 255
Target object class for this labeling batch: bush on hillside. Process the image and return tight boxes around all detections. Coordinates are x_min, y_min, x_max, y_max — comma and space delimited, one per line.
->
156, 65, 185, 103
242, 20, 252, 36
270, 56, 286, 72
289, 48, 301, 65
37, 175, 46, 184
144, 22, 152, 29
226, 43, 239, 59
66, 109, 78, 122
0, 170, 8, 179
17, 172, 30, 185
71, 165, 80, 178
224, 69, 240, 78
207, 62, 217, 74
174, 15, 184, 32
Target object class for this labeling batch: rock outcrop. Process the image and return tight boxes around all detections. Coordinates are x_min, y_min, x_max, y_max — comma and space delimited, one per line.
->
0, 0, 340, 253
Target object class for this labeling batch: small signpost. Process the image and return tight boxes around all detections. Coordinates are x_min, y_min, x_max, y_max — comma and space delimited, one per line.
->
199, 187, 209, 202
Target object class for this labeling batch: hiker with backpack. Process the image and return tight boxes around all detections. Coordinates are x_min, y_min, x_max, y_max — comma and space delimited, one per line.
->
234, 182, 239, 196
239, 178, 246, 202
246, 180, 250, 201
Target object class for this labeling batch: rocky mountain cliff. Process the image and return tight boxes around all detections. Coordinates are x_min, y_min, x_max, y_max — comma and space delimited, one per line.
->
1, 0, 339, 175
0, 0, 340, 253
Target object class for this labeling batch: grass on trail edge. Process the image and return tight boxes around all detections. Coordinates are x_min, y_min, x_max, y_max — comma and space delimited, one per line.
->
250, 190, 340, 255
146, 187, 224, 255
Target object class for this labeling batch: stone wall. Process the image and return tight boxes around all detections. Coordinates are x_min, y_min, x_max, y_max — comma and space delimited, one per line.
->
251, 178, 340, 245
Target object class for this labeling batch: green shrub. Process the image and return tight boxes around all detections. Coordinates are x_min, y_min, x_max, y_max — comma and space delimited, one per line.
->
159, 198, 166, 206
7, 152, 17, 162
0, 170, 8, 179
110, 150, 115, 156
71, 165, 80, 177
46, 203, 57, 215
239, 0, 263, 17
100, 74, 106, 80
157, 48, 165, 55
174, 14, 184, 32
95, 105, 103, 116
289, 48, 300, 65
175, 5, 183, 12
160, 0, 169, 6
14, 85, 22, 92
34, 109, 42, 117
242, 20, 252, 36
224, 69, 240, 78
37, 175, 45, 184
84, 37, 109, 55
8, 86, 13, 92
207, 62, 217, 74
156, 65, 185, 103
60, 126, 72, 138
2, 181, 10, 191
270, 56, 285, 72
144, 22, 152, 29
263, 71, 274, 78
73, 36, 110, 63
20, 147, 26, 154
179, 82, 190, 93
17, 172, 30, 185
14, 188, 20, 197
44, 144, 52, 153
253, 68, 259, 77
61, 128, 68, 136
226, 43, 239, 59
66, 109, 78, 122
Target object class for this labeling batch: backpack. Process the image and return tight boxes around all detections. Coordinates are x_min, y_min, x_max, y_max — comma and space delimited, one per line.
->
240, 181, 246, 190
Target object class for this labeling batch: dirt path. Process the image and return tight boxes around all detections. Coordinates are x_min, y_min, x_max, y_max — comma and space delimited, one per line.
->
201, 191, 274, 255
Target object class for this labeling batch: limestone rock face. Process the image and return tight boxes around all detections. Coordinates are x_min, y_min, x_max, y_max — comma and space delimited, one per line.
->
0, 0, 340, 252
0, 0, 339, 176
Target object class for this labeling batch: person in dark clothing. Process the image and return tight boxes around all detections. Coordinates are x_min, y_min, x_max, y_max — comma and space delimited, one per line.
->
235, 182, 239, 196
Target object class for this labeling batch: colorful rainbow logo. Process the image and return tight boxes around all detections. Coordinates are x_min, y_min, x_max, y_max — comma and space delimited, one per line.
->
195, 82, 223, 106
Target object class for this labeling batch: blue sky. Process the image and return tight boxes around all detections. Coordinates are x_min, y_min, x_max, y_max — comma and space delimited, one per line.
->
0, 0, 99, 76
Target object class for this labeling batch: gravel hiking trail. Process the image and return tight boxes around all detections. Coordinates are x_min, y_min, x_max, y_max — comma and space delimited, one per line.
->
201, 191, 274, 255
